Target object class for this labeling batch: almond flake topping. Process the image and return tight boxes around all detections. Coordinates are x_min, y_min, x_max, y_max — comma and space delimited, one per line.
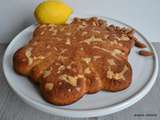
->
80, 47, 84, 51
120, 35, 130, 41
112, 49, 125, 57
59, 74, 84, 86
110, 40, 118, 45
45, 83, 54, 91
58, 55, 68, 61
107, 59, 116, 66
56, 37, 62, 41
60, 49, 67, 54
92, 22, 97, 26
54, 47, 58, 51
57, 65, 65, 74
93, 46, 125, 57
93, 56, 101, 61
40, 31, 45, 35
67, 65, 71, 69
93, 46, 110, 53
81, 31, 88, 36
84, 67, 91, 74
112, 36, 121, 41
92, 30, 101, 34
43, 67, 53, 78
107, 65, 128, 80
65, 38, 71, 45
81, 36, 103, 44
66, 62, 74, 69
40, 24, 46, 28
33, 56, 45, 60
77, 25, 86, 30
82, 57, 91, 64
25, 48, 33, 65
48, 24, 56, 27
60, 27, 65, 32
104, 35, 109, 39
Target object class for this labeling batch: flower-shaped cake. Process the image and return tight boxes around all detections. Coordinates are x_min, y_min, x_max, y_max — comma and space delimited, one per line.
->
13, 17, 141, 105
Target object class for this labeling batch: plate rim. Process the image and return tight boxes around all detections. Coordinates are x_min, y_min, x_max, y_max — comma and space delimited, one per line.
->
2, 16, 159, 118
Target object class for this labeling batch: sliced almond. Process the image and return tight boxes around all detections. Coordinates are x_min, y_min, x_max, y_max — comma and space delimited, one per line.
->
25, 48, 33, 65
84, 67, 91, 74
65, 38, 71, 45
112, 49, 125, 57
81, 31, 88, 36
120, 35, 130, 41
81, 36, 103, 44
135, 39, 146, 48
107, 59, 116, 66
43, 67, 53, 78
59, 74, 84, 87
80, 47, 84, 51
45, 83, 54, 91
93, 56, 101, 61
57, 65, 65, 74
107, 65, 128, 80
138, 50, 153, 56
59, 74, 78, 86
40, 31, 45, 35
82, 57, 91, 64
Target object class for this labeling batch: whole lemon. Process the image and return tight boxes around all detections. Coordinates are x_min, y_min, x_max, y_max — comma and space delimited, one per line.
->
34, 0, 73, 24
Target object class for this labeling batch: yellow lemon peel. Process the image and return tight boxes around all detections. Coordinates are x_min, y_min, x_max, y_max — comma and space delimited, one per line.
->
34, 0, 73, 24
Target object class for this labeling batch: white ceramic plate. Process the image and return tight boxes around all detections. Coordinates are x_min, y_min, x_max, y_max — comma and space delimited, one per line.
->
3, 16, 159, 118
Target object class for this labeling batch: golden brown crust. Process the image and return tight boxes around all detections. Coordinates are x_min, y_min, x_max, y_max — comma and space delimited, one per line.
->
13, 17, 141, 105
